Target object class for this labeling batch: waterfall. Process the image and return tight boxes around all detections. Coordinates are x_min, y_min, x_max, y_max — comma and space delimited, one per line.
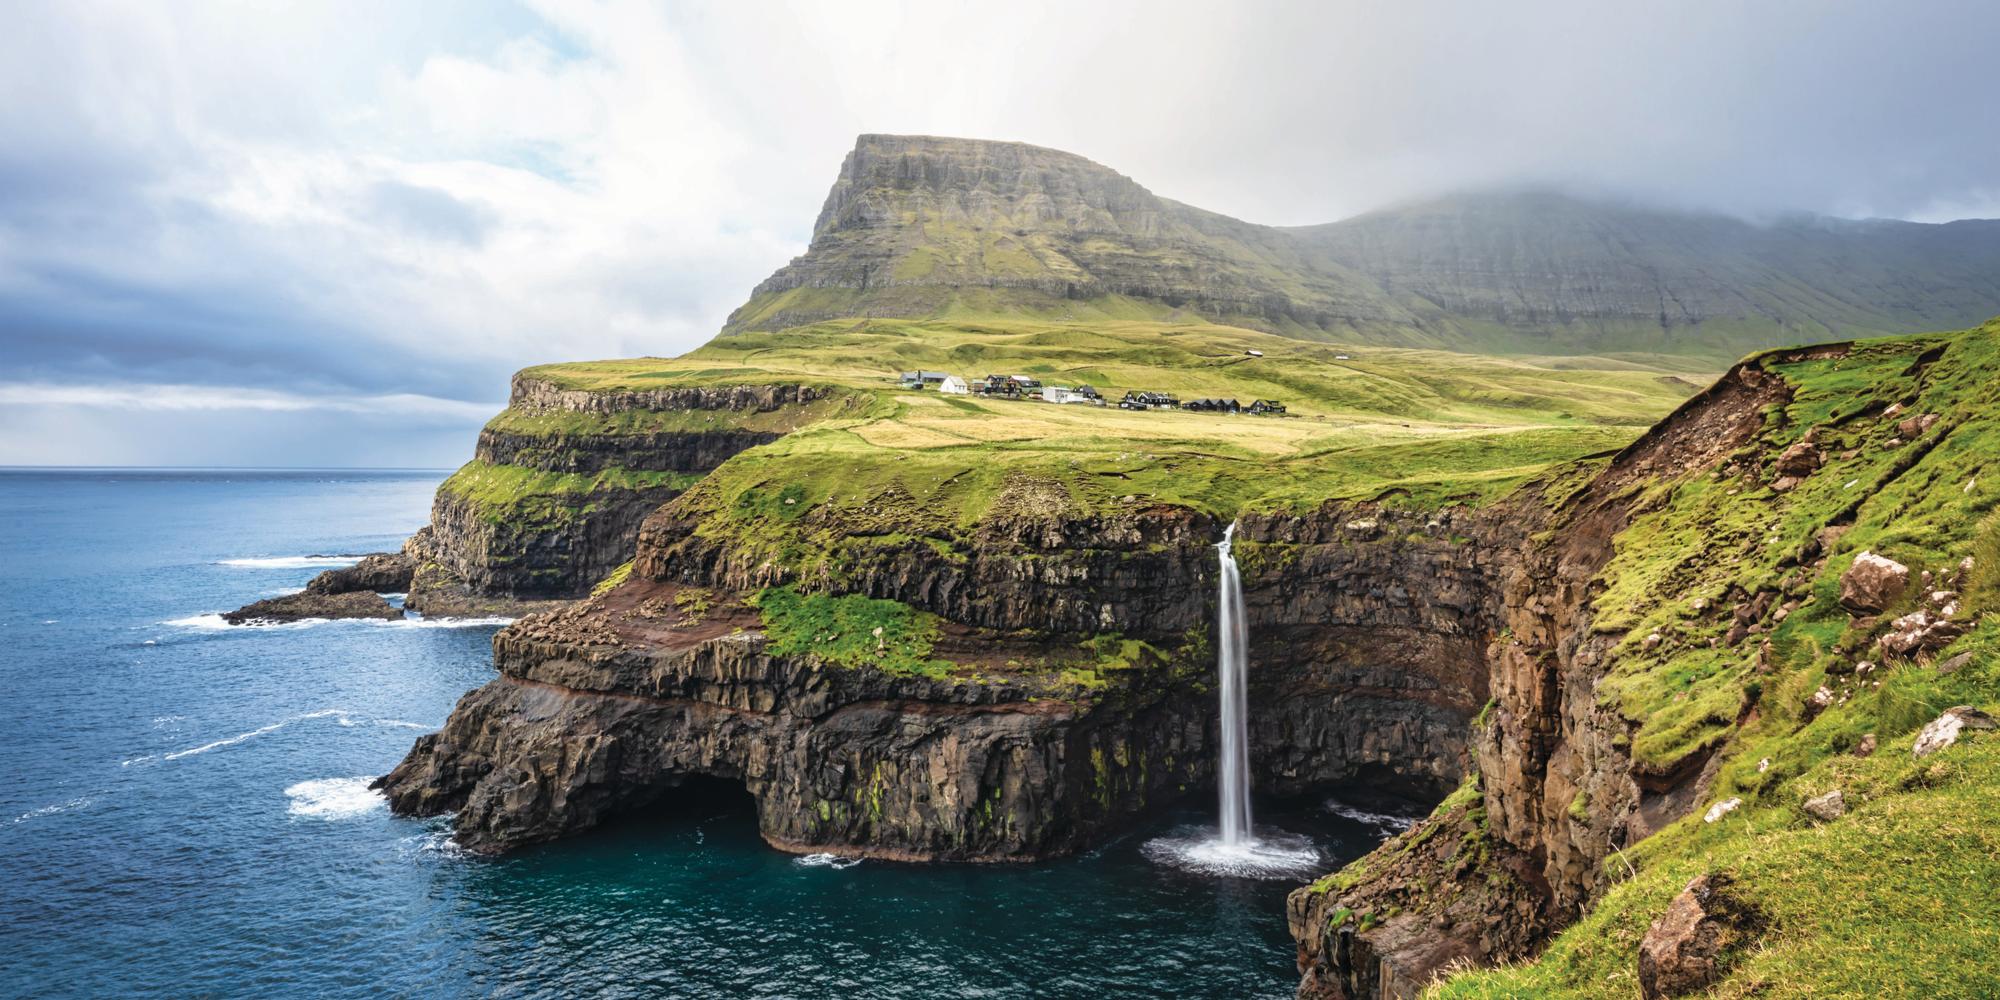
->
1139, 522, 1321, 876
1215, 523, 1254, 845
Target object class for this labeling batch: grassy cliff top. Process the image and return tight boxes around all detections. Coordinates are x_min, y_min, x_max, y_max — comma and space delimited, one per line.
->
513, 319, 1704, 535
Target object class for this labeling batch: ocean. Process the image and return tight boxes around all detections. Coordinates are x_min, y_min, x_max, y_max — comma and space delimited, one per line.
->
0, 468, 1403, 999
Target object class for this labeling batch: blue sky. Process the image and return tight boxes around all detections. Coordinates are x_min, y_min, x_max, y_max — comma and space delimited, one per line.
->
3, 0, 1998, 467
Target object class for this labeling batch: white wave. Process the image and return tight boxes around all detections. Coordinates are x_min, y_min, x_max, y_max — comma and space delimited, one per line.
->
794, 852, 863, 869
285, 777, 385, 819
400, 828, 469, 860
163, 709, 346, 760
372, 719, 435, 731
162, 613, 231, 630
1322, 800, 1420, 838
1141, 829, 1322, 879
120, 755, 156, 767
392, 615, 514, 629
217, 555, 362, 569
159, 613, 510, 633
12, 796, 92, 824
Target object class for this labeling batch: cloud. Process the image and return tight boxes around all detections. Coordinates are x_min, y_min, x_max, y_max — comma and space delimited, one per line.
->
0, 382, 496, 421
2, 0, 1997, 466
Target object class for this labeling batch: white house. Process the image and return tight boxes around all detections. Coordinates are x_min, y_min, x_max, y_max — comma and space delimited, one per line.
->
938, 375, 970, 395
1041, 385, 1097, 405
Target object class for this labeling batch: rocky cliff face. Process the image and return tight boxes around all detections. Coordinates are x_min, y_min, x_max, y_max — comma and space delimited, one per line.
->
403, 377, 838, 616
379, 494, 1517, 859
725, 134, 2000, 358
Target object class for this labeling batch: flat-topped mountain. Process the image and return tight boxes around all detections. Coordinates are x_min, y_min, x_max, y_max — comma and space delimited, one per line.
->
729, 134, 2000, 359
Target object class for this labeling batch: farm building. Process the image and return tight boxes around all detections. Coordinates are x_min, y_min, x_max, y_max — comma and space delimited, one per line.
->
1184, 398, 1241, 413
1041, 385, 1099, 405
1249, 399, 1286, 415
899, 370, 951, 388
939, 375, 970, 394
1119, 391, 1180, 410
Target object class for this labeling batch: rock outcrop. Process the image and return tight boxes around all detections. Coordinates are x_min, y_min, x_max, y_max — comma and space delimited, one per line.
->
1839, 551, 1909, 613
222, 589, 401, 625
305, 552, 414, 595
1636, 873, 1762, 999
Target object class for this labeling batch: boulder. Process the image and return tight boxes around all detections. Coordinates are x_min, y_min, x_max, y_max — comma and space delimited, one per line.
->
1803, 686, 1835, 721
1937, 652, 1974, 676
1637, 873, 1762, 999
1702, 797, 1741, 824
1877, 611, 1968, 658
222, 589, 403, 625
306, 552, 416, 595
1838, 552, 1909, 613
1852, 733, 1877, 757
1802, 789, 1845, 821
1896, 413, 1939, 439
1772, 439, 1821, 478
1912, 706, 1997, 758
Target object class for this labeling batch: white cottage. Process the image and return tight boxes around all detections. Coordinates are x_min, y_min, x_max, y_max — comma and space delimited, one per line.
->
938, 375, 970, 394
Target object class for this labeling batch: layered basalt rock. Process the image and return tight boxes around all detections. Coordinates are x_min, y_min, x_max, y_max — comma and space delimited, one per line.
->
381, 493, 1520, 860
377, 580, 1212, 858
1236, 506, 1525, 800
403, 378, 835, 616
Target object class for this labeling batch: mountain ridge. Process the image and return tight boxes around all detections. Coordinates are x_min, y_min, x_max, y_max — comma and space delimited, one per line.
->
725, 134, 2000, 359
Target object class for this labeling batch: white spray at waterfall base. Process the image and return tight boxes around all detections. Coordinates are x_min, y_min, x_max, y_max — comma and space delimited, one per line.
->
1143, 523, 1321, 878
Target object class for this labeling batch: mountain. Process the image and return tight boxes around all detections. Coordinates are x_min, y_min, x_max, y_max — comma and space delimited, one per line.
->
727, 135, 2000, 359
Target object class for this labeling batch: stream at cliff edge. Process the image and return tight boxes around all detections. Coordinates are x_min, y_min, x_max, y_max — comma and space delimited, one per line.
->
0, 468, 1408, 999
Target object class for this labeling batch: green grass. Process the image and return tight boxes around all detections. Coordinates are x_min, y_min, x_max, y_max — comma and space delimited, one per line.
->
501, 317, 1698, 584
1584, 328, 2000, 770
752, 585, 955, 679
438, 460, 701, 523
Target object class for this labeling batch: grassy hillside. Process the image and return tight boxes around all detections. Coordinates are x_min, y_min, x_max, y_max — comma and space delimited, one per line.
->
520, 319, 1698, 567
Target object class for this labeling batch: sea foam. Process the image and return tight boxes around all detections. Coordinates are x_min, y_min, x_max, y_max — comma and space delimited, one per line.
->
285, 777, 385, 819
794, 853, 863, 869
162, 709, 346, 760
217, 555, 362, 569
1141, 827, 1322, 879
1322, 799, 1420, 839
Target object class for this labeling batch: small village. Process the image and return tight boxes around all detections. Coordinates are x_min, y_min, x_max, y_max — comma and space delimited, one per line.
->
897, 365, 1287, 416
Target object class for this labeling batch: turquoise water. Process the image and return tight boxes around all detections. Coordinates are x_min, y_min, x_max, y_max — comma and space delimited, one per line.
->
0, 469, 1406, 998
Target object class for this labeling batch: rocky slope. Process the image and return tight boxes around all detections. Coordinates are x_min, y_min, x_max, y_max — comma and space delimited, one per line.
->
727, 135, 2000, 358
1292, 323, 2000, 998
